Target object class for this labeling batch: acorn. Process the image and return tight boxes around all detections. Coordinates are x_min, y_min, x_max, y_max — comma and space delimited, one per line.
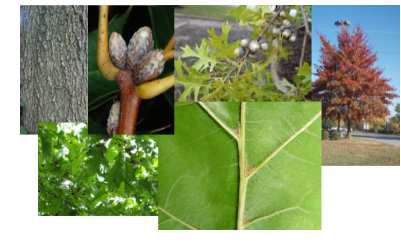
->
289, 9, 297, 18
240, 39, 249, 48
234, 47, 246, 58
283, 19, 291, 27
289, 33, 297, 42
248, 40, 260, 53
272, 27, 281, 35
259, 39, 269, 52
282, 29, 291, 38
248, 52, 257, 62
279, 11, 287, 18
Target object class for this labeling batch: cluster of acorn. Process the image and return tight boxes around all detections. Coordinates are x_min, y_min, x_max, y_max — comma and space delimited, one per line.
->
234, 38, 269, 61
271, 8, 298, 43
234, 8, 299, 60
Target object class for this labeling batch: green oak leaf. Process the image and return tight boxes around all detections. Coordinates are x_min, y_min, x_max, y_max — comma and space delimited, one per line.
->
226, 5, 247, 22
175, 57, 211, 102
181, 41, 219, 72
159, 102, 321, 230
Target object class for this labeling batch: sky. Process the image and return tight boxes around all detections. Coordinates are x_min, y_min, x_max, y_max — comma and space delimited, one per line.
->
312, 5, 400, 117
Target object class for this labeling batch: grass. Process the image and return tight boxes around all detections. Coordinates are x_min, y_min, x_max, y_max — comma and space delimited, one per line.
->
322, 138, 400, 166
175, 5, 237, 21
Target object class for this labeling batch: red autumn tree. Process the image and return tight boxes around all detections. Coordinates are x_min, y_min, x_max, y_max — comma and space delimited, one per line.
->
313, 23, 399, 139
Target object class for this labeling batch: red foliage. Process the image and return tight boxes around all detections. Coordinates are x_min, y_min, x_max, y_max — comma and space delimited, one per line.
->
313, 23, 398, 128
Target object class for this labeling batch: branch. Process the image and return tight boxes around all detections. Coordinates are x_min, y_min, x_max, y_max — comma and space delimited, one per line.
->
258, 5, 286, 40
223, 50, 250, 83
38, 185, 76, 208
39, 176, 61, 185
299, 6, 311, 37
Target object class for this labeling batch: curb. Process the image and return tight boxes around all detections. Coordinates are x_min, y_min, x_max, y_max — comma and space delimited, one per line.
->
174, 13, 237, 24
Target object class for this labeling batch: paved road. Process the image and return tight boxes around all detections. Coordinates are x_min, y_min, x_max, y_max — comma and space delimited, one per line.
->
351, 131, 400, 146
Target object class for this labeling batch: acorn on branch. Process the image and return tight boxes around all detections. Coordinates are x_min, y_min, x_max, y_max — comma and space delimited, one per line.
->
289, 33, 297, 42
248, 52, 257, 62
248, 40, 260, 53
289, 9, 297, 18
283, 19, 291, 27
259, 39, 269, 52
240, 39, 249, 48
282, 29, 291, 38
234, 47, 246, 58
272, 26, 281, 35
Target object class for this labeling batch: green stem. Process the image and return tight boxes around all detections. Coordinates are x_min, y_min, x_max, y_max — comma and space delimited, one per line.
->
237, 102, 247, 230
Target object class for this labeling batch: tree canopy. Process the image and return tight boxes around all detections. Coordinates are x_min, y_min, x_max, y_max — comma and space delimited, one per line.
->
312, 23, 398, 138
38, 123, 158, 216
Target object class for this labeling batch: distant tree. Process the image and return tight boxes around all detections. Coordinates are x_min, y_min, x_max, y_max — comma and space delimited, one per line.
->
313, 23, 398, 139
395, 103, 400, 122
322, 117, 336, 129
371, 117, 386, 133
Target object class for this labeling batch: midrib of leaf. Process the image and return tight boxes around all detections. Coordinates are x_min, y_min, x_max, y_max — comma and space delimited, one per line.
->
159, 103, 320, 230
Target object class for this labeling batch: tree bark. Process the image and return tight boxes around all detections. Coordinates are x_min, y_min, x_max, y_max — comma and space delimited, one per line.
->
20, 6, 88, 134
346, 118, 352, 139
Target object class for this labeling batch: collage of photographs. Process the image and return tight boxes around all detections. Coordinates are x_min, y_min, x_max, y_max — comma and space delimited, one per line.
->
19, 5, 400, 233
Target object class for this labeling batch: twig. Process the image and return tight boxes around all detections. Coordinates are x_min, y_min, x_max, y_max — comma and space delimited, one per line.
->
39, 185, 76, 208
291, 24, 305, 32
296, 34, 308, 97
39, 176, 60, 185
223, 50, 249, 83
299, 6, 311, 37
258, 5, 286, 40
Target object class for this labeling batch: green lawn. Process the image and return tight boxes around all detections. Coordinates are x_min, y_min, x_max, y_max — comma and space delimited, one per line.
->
175, 5, 237, 21
322, 138, 400, 166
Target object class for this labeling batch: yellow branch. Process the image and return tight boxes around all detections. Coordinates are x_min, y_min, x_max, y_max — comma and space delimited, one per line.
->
165, 50, 174, 61
96, 5, 119, 81
135, 75, 174, 99
164, 34, 174, 52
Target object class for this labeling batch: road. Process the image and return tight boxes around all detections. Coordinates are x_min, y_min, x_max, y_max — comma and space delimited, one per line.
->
351, 131, 400, 147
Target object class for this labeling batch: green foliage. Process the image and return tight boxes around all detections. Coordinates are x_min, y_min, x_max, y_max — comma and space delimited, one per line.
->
38, 123, 158, 216
88, 6, 174, 134
159, 102, 321, 230
176, 5, 311, 102
322, 117, 336, 129
322, 130, 330, 140
330, 130, 342, 140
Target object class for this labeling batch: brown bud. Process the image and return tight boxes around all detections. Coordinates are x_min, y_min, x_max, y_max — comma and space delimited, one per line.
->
127, 27, 154, 70
109, 32, 127, 70
132, 49, 165, 85
107, 100, 120, 135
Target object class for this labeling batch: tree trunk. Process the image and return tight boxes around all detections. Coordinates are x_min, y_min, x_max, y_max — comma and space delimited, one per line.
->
346, 117, 352, 139
337, 112, 340, 131
20, 6, 88, 134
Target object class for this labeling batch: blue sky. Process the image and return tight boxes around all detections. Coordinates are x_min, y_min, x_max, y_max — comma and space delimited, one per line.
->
312, 5, 400, 117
